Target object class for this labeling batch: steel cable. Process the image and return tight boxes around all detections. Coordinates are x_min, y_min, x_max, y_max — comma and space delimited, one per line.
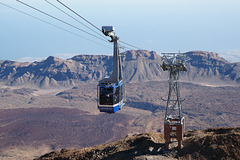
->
0, 2, 112, 49
56, 0, 102, 33
56, 0, 143, 50
119, 40, 143, 50
16, 0, 109, 43
45, 0, 109, 41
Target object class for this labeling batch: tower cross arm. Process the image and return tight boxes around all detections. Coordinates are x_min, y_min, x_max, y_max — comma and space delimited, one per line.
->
161, 53, 189, 72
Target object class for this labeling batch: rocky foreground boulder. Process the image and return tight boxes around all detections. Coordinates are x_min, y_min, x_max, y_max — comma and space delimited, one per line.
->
36, 127, 240, 160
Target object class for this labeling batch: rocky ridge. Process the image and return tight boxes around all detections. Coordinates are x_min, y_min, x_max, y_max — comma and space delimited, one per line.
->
0, 50, 240, 88
184, 51, 240, 84
36, 127, 240, 160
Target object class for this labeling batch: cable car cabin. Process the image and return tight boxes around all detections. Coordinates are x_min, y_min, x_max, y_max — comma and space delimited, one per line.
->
98, 81, 124, 113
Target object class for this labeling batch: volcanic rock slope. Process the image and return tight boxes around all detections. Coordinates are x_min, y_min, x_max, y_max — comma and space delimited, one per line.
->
0, 107, 135, 159
0, 50, 240, 88
184, 51, 240, 84
37, 127, 240, 160
0, 51, 240, 159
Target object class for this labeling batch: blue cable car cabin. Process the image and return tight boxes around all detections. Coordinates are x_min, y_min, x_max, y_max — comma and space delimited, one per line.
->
97, 26, 124, 113
98, 81, 124, 113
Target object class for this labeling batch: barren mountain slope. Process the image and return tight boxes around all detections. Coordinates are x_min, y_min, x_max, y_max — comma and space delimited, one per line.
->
0, 50, 240, 88
0, 108, 134, 159
0, 82, 239, 159
1, 50, 240, 159
178, 127, 240, 160
0, 81, 239, 132
184, 51, 240, 84
36, 127, 240, 160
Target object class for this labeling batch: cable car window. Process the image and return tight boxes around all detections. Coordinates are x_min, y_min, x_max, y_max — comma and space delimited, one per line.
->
119, 85, 122, 102
114, 86, 120, 104
120, 84, 123, 101
100, 87, 113, 105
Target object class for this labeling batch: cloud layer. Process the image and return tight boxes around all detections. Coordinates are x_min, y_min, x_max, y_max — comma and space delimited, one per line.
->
219, 49, 240, 63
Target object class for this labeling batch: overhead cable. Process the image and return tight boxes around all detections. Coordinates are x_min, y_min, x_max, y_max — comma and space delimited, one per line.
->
45, 0, 108, 41
119, 44, 131, 51
0, 2, 111, 49
16, 0, 108, 43
119, 40, 143, 50
56, 0, 142, 51
56, 0, 102, 33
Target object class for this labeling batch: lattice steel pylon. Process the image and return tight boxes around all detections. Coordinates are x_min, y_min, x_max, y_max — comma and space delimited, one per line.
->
161, 53, 188, 150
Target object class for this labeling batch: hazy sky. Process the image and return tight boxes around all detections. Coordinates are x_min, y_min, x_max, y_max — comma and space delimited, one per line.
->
1, 0, 240, 62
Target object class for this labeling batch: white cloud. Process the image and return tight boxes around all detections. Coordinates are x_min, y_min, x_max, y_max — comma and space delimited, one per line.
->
16, 57, 46, 62
14, 52, 110, 62
219, 49, 240, 63
54, 53, 78, 60
15, 54, 78, 62
54, 53, 112, 59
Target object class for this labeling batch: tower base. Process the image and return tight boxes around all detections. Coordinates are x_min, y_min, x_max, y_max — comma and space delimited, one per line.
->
164, 117, 184, 150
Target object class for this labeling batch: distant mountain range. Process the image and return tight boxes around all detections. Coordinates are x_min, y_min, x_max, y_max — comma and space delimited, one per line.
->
0, 50, 239, 88
183, 51, 240, 84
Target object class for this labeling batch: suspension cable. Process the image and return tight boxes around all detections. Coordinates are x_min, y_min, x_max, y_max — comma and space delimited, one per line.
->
7, 1, 142, 51
16, 0, 108, 43
0, 2, 111, 50
56, 0, 102, 33
45, 0, 108, 41
56, 0, 142, 50
119, 40, 143, 50
119, 44, 130, 51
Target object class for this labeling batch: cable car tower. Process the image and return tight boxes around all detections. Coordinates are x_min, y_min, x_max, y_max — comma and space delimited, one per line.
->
97, 26, 124, 113
161, 53, 188, 150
